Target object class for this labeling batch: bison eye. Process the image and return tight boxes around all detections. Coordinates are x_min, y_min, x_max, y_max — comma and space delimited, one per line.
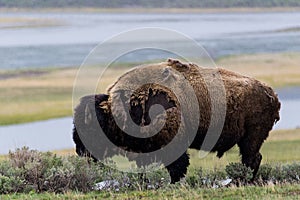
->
162, 68, 170, 77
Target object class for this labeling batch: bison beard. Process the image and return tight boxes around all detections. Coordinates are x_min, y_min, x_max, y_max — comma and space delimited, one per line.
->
73, 59, 281, 184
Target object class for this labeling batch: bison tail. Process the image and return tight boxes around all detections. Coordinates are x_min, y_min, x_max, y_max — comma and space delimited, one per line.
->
263, 86, 281, 125
271, 92, 281, 124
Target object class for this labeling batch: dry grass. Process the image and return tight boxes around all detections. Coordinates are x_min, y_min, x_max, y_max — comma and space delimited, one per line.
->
0, 17, 64, 29
0, 68, 75, 125
0, 67, 129, 125
52, 148, 76, 156
217, 52, 300, 88
268, 129, 300, 141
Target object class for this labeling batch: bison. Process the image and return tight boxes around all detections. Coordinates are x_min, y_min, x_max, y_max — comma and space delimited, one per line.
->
73, 59, 280, 183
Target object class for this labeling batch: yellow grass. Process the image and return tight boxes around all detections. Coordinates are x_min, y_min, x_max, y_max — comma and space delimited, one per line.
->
268, 129, 300, 141
52, 148, 76, 156
0, 67, 129, 125
217, 52, 300, 88
0, 17, 64, 29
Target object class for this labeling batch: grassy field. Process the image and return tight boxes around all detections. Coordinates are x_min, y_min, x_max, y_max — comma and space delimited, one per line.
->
0, 52, 300, 125
1, 184, 300, 200
1, 131, 300, 199
49, 128, 300, 169
216, 52, 300, 88
0, 67, 129, 125
189, 129, 300, 171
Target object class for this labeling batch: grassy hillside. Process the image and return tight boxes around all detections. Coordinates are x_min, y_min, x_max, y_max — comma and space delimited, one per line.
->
2, 184, 300, 200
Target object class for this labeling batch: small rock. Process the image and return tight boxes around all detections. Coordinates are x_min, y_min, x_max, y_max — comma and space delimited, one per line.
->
220, 178, 232, 186
147, 184, 155, 190
267, 180, 275, 186
93, 180, 120, 191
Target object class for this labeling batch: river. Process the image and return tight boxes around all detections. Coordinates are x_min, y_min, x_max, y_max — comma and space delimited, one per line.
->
0, 12, 300, 69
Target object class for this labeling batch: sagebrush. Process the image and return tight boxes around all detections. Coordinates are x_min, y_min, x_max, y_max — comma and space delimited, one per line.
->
0, 147, 299, 194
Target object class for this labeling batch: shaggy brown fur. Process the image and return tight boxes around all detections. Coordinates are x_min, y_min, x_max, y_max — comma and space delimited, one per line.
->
73, 59, 280, 183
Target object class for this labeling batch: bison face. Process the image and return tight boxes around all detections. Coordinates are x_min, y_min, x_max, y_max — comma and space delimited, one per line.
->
73, 94, 109, 159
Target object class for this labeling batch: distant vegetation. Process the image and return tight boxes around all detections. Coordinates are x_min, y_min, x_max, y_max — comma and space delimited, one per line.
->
0, 0, 300, 8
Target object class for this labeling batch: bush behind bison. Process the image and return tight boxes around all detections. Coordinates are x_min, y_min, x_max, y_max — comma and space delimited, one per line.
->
73, 59, 280, 183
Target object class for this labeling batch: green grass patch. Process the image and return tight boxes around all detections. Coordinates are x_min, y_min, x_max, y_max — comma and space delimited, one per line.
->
189, 139, 300, 171
0, 87, 72, 125
261, 140, 300, 164
1, 184, 300, 200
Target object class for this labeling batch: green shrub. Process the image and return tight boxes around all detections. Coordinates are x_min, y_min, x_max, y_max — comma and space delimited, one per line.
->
271, 165, 287, 183
0, 147, 300, 194
257, 164, 273, 182
0, 175, 24, 194
0, 147, 109, 193
205, 168, 227, 186
186, 167, 228, 188
225, 163, 253, 185
282, 163, 300, 183
185, 168, 203, 187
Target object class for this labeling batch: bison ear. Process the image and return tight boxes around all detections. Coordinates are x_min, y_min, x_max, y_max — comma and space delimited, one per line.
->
167, 58, 190, 72
82, 94, 109, 125
84, 103, 93, 125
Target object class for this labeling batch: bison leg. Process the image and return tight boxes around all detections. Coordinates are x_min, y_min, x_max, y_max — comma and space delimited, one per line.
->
238, 128, 266, 180
240, 150, 262, 180
165, 152, 189, 184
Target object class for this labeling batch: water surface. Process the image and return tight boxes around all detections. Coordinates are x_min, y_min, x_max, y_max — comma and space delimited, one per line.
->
0, 12, 300, 69
0, 118, 74, 154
